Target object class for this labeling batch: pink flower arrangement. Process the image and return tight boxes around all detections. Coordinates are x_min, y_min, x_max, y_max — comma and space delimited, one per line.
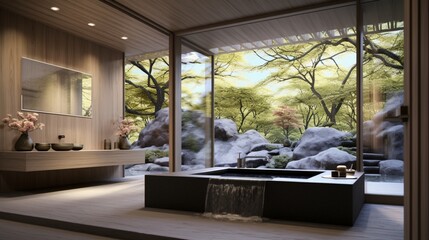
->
116, 118, 138, 137
2, 112, 45, 133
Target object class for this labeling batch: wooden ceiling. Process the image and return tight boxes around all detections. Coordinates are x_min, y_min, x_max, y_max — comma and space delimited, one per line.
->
0, 0, 402, 57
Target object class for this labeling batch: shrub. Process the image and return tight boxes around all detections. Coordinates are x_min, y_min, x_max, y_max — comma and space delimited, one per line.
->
145, 149, 169, 163
337, 146, 356, 156
266, 155, 292, 169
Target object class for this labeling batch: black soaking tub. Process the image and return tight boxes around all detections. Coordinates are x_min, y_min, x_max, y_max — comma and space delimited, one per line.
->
145, 167, 364, 225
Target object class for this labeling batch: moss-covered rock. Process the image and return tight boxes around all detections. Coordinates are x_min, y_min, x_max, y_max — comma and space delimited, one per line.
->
145, 149, 169, 163
266, 155, 292, 169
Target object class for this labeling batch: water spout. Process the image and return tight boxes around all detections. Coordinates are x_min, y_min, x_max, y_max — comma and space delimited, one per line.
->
204, 178, 265, 220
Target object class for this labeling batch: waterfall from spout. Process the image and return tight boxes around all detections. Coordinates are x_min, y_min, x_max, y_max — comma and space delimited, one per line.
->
204, 178, 265, 221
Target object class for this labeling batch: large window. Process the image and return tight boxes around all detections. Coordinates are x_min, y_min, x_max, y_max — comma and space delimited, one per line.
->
123, 1, 405, 198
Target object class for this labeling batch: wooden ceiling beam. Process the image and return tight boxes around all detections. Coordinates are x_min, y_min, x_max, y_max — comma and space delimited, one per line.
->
175, 0, 356, 37
99, 0, 171, 36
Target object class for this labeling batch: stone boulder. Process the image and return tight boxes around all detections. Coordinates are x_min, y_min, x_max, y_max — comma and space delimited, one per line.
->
136, 108, 209, 152
214, 119, 238, 140
279, 147, 293, 159
286, 148, 356, 170
181, 110, 207, 152
197, 129, 269, 166
292, 127, 352, 160
154, 157, 169, 167
268, 149, 280, 155
379, 160, 404, 176
378, 125, 404, 160
136, 108, 169, 148
244, 150, 270, 168
181, 150, 197, 165
250, 143, 283, 152
128, 163, 168, 172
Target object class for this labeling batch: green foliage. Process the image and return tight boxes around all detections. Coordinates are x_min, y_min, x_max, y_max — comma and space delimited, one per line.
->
181, 111, 194, 125
264, 127, 285, 144
266, 155, 292, 169
337, 146, 356, 156
145, 149, 169, 163
214, 85, 272, 133
182, 134, 203, 152
123, 30, 404, 148
125, 57, 169, 118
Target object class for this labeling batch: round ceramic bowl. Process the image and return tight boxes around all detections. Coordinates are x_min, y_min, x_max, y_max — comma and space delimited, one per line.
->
72, 144, 84, 151
51, 143, 74, 151
35, 143, 51, 151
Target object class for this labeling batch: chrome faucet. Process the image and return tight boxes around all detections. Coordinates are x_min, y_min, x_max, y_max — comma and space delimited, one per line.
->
237, 154, 269, 168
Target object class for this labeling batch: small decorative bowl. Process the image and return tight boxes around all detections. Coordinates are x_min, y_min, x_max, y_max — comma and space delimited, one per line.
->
72, 144, 84, 151
51, 143, 74, 151
35, 143, 51, 151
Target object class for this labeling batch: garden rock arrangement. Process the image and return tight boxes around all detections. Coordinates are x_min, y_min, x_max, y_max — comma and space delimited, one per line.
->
286, 147, 356, 170
126, 108, 356, 175
127, 93, 404, 177
292, 127, 352, 160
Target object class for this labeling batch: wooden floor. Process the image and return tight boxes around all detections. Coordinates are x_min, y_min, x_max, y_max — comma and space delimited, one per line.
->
0, 176, 404, 240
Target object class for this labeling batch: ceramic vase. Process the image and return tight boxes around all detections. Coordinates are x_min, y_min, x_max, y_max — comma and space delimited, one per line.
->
15, 132, 34, 151
118, 136, 131, 150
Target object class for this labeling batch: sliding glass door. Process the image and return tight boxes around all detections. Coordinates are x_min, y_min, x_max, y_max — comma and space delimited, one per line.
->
180, 45, 214, 170
362, 0, 404, 196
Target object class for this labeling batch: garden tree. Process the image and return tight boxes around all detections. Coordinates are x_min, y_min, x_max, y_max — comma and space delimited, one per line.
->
273, 105, 301, 140
125, 53, 244, 118
214, 85, 272, 133
281, 87, 325, 133
214, 52, 244, 80
361, 32, 404, 121
253, 32, 404, 126
253, 117, 275, 137
337, 90, 357, 130
125, 58, 169, 119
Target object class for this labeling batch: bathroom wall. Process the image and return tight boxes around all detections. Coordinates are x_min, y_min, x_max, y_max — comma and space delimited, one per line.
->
0, 8, 124, 151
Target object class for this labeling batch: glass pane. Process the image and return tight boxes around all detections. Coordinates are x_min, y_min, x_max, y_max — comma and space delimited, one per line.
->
181, 48, 213, 171
209, 5, 358, 170
362, 0, 404, 196
123, 53, 170, 176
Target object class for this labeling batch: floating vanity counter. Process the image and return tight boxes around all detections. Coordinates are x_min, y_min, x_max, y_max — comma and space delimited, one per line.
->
0, 150, 145, 172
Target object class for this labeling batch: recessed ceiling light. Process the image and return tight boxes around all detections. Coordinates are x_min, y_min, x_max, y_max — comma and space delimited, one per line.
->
88, 23, 95, 27
121, 36, 128, 40
50, 7, 60, 11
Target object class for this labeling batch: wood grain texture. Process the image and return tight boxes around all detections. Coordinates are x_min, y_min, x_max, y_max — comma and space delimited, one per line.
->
0, 150, 145, 172
0, 178, 404, 240
404, 0, 429, 239
0, 8, 124, 151
0, 0, 169, 57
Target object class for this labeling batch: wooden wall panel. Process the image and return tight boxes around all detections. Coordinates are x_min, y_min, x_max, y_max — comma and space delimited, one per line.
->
0, 8, 124, 151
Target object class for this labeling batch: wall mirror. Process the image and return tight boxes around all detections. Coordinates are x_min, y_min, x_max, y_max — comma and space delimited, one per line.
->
21, 58, 92, 118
